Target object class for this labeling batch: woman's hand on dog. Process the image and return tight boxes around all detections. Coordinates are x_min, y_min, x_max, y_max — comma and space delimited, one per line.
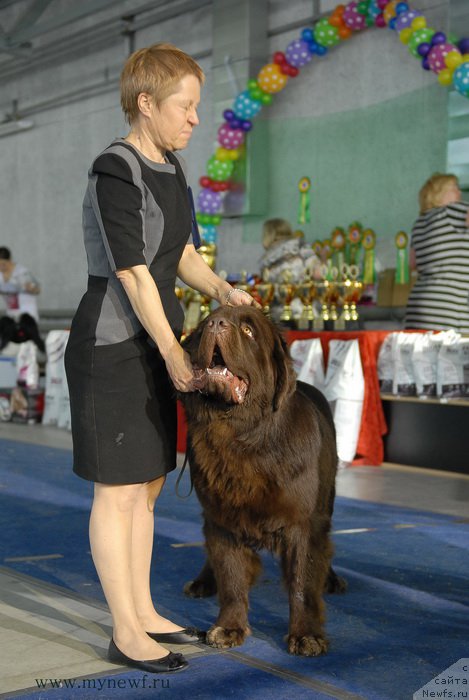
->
165, 343, 197, 392
224, 287, 262, 309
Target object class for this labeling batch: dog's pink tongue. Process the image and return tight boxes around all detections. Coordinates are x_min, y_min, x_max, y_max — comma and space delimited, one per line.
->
192, 367, 247, 404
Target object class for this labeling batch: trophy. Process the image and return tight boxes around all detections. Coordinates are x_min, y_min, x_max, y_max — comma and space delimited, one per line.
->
296, 273, 317, 330
276, 271, 296, 328
324, 266, 340, 331
348, 264, 363, 328
336, 264, 363, 330
255, 269, 275, 316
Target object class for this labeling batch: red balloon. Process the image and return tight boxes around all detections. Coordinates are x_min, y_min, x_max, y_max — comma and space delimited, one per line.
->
273, 51, 286, 65
199, 176, 211, 187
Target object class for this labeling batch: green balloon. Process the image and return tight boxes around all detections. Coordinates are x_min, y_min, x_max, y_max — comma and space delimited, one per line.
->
207, 155, 234, 182
260, 93, 273, 105
408, 28, 435, 57
357, 1, 369, 15
314, 18, 340, 48
249, 86, 263, 100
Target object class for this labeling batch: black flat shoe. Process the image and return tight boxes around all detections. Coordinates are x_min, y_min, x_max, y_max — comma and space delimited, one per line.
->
108, 639, 188, 673
146, 626, 206, 644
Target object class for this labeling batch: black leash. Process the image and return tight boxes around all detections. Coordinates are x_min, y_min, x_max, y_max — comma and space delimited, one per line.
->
175, 450, 194, 498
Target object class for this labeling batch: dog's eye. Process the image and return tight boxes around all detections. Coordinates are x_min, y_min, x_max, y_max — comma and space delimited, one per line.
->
241, 324, 253, 338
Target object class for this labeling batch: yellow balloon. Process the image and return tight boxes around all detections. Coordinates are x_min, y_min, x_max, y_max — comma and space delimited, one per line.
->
227, 148, 240, 161
462, 54, 469, 63
215, 147, 230, 162
411, 16, 427, 30
438, 68, 453, 86
445, 51, 463, 70
257, 63, 288, 94
399, 27, 413, 44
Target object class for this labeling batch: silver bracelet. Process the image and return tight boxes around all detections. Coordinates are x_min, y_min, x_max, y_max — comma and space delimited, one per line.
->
224, 287, 249, 305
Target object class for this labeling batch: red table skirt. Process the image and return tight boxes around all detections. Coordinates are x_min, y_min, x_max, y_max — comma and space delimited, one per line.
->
177, 330, 393, 466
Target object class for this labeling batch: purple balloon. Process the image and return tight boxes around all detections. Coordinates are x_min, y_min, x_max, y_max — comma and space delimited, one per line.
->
431, 32, 446, 46
197, 188, 223, 215
223, 109, 235, 122
422, 56, 430, 71
395, 9, 421, 32
458, 37, 469, 55
229, 118, 242, 129
285, 38, 312, 68
241, 119, 252, 131
417, 42, 431, 57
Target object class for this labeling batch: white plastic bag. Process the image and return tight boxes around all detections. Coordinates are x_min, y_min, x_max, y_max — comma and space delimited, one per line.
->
377, 333, 396, 394
323, 339, 364, 463
290, 339, 325, 392
42, 330, 70, 427
16, 341, 39, 389
392, 333, 417, 396
437, 331, 463, 398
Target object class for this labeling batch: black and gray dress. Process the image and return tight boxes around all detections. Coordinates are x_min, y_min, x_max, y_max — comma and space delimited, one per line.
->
404, 202, 469, 333
65, 139, 194, 484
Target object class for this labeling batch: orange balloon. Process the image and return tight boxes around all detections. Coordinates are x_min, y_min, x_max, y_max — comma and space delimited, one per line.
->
257, 63, 288, 94
329, 14, 342, 27
339, 26, 352, 39
383, 0, 398, 24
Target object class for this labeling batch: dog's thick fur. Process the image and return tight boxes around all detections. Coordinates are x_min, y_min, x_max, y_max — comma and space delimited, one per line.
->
180, 306, 344, 656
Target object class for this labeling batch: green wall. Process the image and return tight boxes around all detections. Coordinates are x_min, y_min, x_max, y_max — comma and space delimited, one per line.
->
242, 84, 448, 264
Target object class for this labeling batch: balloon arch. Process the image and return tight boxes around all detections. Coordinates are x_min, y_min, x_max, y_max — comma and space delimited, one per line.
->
195, 0, 469, 244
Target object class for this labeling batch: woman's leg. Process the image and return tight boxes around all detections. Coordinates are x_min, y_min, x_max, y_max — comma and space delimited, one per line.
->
89, 481, 171, 660
130, 477, 185, 633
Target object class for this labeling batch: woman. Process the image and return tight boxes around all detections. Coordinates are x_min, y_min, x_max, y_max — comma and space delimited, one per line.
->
405, 173, 469, 333
65, 43, 257, 674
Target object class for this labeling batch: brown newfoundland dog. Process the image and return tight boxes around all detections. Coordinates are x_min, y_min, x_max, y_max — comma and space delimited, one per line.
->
179, 305, 344, 656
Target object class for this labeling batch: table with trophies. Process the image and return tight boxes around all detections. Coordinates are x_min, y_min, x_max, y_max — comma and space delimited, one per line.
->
175, 250, 391, 465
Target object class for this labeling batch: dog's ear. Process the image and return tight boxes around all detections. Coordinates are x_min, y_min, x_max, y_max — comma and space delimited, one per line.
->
271, 329, 296, 412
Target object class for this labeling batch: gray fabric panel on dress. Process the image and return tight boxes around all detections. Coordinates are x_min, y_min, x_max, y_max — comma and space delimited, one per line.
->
84, 142, 170, 345
95, 275, 143, 346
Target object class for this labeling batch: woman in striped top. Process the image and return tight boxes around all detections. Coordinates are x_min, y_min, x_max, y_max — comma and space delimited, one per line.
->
404, 173, 469, 333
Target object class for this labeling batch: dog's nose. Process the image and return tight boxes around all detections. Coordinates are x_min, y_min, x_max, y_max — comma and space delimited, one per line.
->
207, 316, 230, 334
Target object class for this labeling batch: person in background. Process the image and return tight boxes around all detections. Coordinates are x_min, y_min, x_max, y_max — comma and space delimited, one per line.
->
405, 173, 469, 333
64, 43, 258, 676
0, 247, 40, 321
259, 218, 320, 284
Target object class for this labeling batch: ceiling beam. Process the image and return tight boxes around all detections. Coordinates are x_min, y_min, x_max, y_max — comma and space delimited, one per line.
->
9, 0, 54, 35
0, 0, 129, 49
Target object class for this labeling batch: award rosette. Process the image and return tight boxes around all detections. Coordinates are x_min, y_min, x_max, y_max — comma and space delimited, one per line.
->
347, 221, 363, 265
297, 176, 311, 224
395, 231, 409, 284
331, 227, 346, 272
361, 228, 376, 285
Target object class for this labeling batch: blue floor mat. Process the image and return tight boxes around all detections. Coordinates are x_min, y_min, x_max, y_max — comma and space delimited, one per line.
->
0, 438, 468, 700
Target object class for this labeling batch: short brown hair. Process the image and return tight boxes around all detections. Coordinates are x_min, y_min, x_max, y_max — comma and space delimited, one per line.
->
262, 218, 294, 249
419, 173, 459, 213
120, 43, 205, 124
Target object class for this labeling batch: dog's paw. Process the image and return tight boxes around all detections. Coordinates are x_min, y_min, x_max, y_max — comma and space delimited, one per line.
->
206, 625, 248, 649
183, 578, 217, 598
324, 568, 347, 594
287, 634, 329, 656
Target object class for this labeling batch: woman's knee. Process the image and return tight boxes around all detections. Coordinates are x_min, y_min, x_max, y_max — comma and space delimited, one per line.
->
93, 482, 146, 512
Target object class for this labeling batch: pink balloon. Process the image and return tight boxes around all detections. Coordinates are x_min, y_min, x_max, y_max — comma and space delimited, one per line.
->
343, 1, 367, 31
427, 43, 457, 73
218, 124, 245, 149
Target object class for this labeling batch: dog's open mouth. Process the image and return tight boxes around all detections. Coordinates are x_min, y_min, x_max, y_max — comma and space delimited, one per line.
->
192, 343, 249, 404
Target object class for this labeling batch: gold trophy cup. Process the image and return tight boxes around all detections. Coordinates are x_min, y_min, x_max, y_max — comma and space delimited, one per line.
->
276, 271, 296, 327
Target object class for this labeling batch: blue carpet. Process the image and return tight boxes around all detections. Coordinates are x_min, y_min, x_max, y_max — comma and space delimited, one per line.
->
0, 438, 468, 700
